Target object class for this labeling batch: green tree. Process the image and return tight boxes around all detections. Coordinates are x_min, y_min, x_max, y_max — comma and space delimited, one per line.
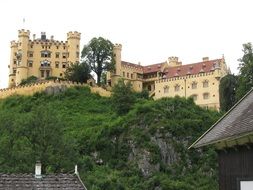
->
111, 79, 136, 115
236, 43, 253, 100
65, 62, 91, 83
81, 37, 115, 86
219, 74, 237, 111
20, 76, 38, 86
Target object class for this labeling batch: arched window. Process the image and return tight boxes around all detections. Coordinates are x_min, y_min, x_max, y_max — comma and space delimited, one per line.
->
203, 92, 209, 99
174, 84, 180, 92
191, 94, 198, 101
192, 81, 197, 89
164, 86, 169, 93
203, 80, 209, 88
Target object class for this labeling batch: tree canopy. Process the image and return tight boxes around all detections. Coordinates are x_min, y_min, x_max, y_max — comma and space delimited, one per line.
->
64, 62, 91, 83
219, 74, 237, 112
236, 42, 253, 100
81, 37, 115, 86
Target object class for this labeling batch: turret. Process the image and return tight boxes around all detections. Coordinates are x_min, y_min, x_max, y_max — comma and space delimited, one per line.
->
8, 41, 18, 87
67, 31, 81, 64
167, 56, 181, 67
16, 29, 30, 85
113, 43, 122, 76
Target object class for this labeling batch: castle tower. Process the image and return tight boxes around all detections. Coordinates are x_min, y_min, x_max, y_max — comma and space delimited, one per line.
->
111, 43, 122, 86
167, 56, 181, 67
8, 41, 18, 87
67, 31, 81, 64
15, 29, 30, 85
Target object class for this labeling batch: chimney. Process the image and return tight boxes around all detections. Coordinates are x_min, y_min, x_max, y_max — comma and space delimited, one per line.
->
41, 32, 46, 41
74, 165, 78, 175
35, 161, 42, 178
202, 57, 209, 61
33, 34, 36, 40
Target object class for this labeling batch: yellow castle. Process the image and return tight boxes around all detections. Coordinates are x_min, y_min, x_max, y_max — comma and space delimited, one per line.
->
8, 29, 81, 87
107, 44, 229, 110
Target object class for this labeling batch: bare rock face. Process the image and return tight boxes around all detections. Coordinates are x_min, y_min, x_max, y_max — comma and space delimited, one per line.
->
128, 132, 178, 177
151, 133, 178, 166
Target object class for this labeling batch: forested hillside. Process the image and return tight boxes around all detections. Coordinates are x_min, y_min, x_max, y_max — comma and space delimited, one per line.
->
0, 86, 221, 190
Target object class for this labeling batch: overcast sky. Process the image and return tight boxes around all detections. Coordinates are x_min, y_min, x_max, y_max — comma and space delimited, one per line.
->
0, 0, 252, 88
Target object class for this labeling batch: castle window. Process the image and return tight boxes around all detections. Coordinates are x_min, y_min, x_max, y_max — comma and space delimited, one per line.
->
131, 74, 133, 79
60, 73, 63, 77
203, 93, 209, 99
13, 69, 16, 74
62, 62, 66, 68
63, 46, 66, 50
77, 45, 79, 48
62, 53, 67, 59
13, 60, 17, 65
41, 51, 51, 58
55, 52, 60, 58
127, 73, 129, 78
76, 52, 79, 58
55, 62, 59, 68
191, 94, 198, 101
56, 46, 59, 49
46, 70, 50, 78
41, 70, 45, 78
30, 45, 33, 48
28, 52, 33, 57
174, 84, 180, 92
192, 82, 197, 89
123, 72, 125, 77
203, 80, 209, 88
164, 86, 169, 93
28, 61, 33, 67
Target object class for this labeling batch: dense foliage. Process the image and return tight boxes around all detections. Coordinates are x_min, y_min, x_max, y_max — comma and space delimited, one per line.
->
0, 87, 221, 189
65, 62, 91, 83
219, 74, 237, 111
236, 42, 253, 100
19, 76, 38, 86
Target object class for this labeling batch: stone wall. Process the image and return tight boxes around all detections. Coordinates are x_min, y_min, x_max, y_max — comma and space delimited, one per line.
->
0, 81, 111, 99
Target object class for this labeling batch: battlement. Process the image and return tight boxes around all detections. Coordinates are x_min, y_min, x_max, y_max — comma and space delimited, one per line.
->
10, 40, 17, 48
18, 29, 30, 38
168, 56, 179, 62
114, 43, 122, 50
67, 31, 81, 40
0, 80, 110, 99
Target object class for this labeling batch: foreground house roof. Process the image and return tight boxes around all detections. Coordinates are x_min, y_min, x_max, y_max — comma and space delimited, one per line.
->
0, 173, 86, 190
190, 88, 253, 149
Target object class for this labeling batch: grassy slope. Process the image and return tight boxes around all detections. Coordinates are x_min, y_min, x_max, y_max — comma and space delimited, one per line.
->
0, 87, 221, 190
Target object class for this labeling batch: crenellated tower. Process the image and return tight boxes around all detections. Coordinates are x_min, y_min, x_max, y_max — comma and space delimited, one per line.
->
111, 43, 122, 86
67, 31, 81, 64
8, 41, 18, 87
15, 29, 30, 86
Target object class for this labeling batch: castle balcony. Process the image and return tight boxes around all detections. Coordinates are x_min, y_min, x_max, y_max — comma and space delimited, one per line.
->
39, 65, 52, 70
142, 77, 158, 82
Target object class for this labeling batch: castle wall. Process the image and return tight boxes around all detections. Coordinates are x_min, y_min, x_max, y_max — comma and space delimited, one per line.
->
0, 81, 111, 99
155, 70, 221, 110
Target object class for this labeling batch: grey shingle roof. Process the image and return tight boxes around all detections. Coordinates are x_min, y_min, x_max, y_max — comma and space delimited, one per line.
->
191, 88, 253, 148
0, 173, 86, 190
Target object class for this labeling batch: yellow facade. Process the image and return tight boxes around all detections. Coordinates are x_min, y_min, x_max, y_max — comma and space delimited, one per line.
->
8, 29, 81, 87
107, 44, 229, 110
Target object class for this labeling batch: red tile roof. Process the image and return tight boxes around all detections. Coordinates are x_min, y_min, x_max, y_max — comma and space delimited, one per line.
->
121, 59, 221, 77
142, 62, 165, 74
164, 59, 221, 78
